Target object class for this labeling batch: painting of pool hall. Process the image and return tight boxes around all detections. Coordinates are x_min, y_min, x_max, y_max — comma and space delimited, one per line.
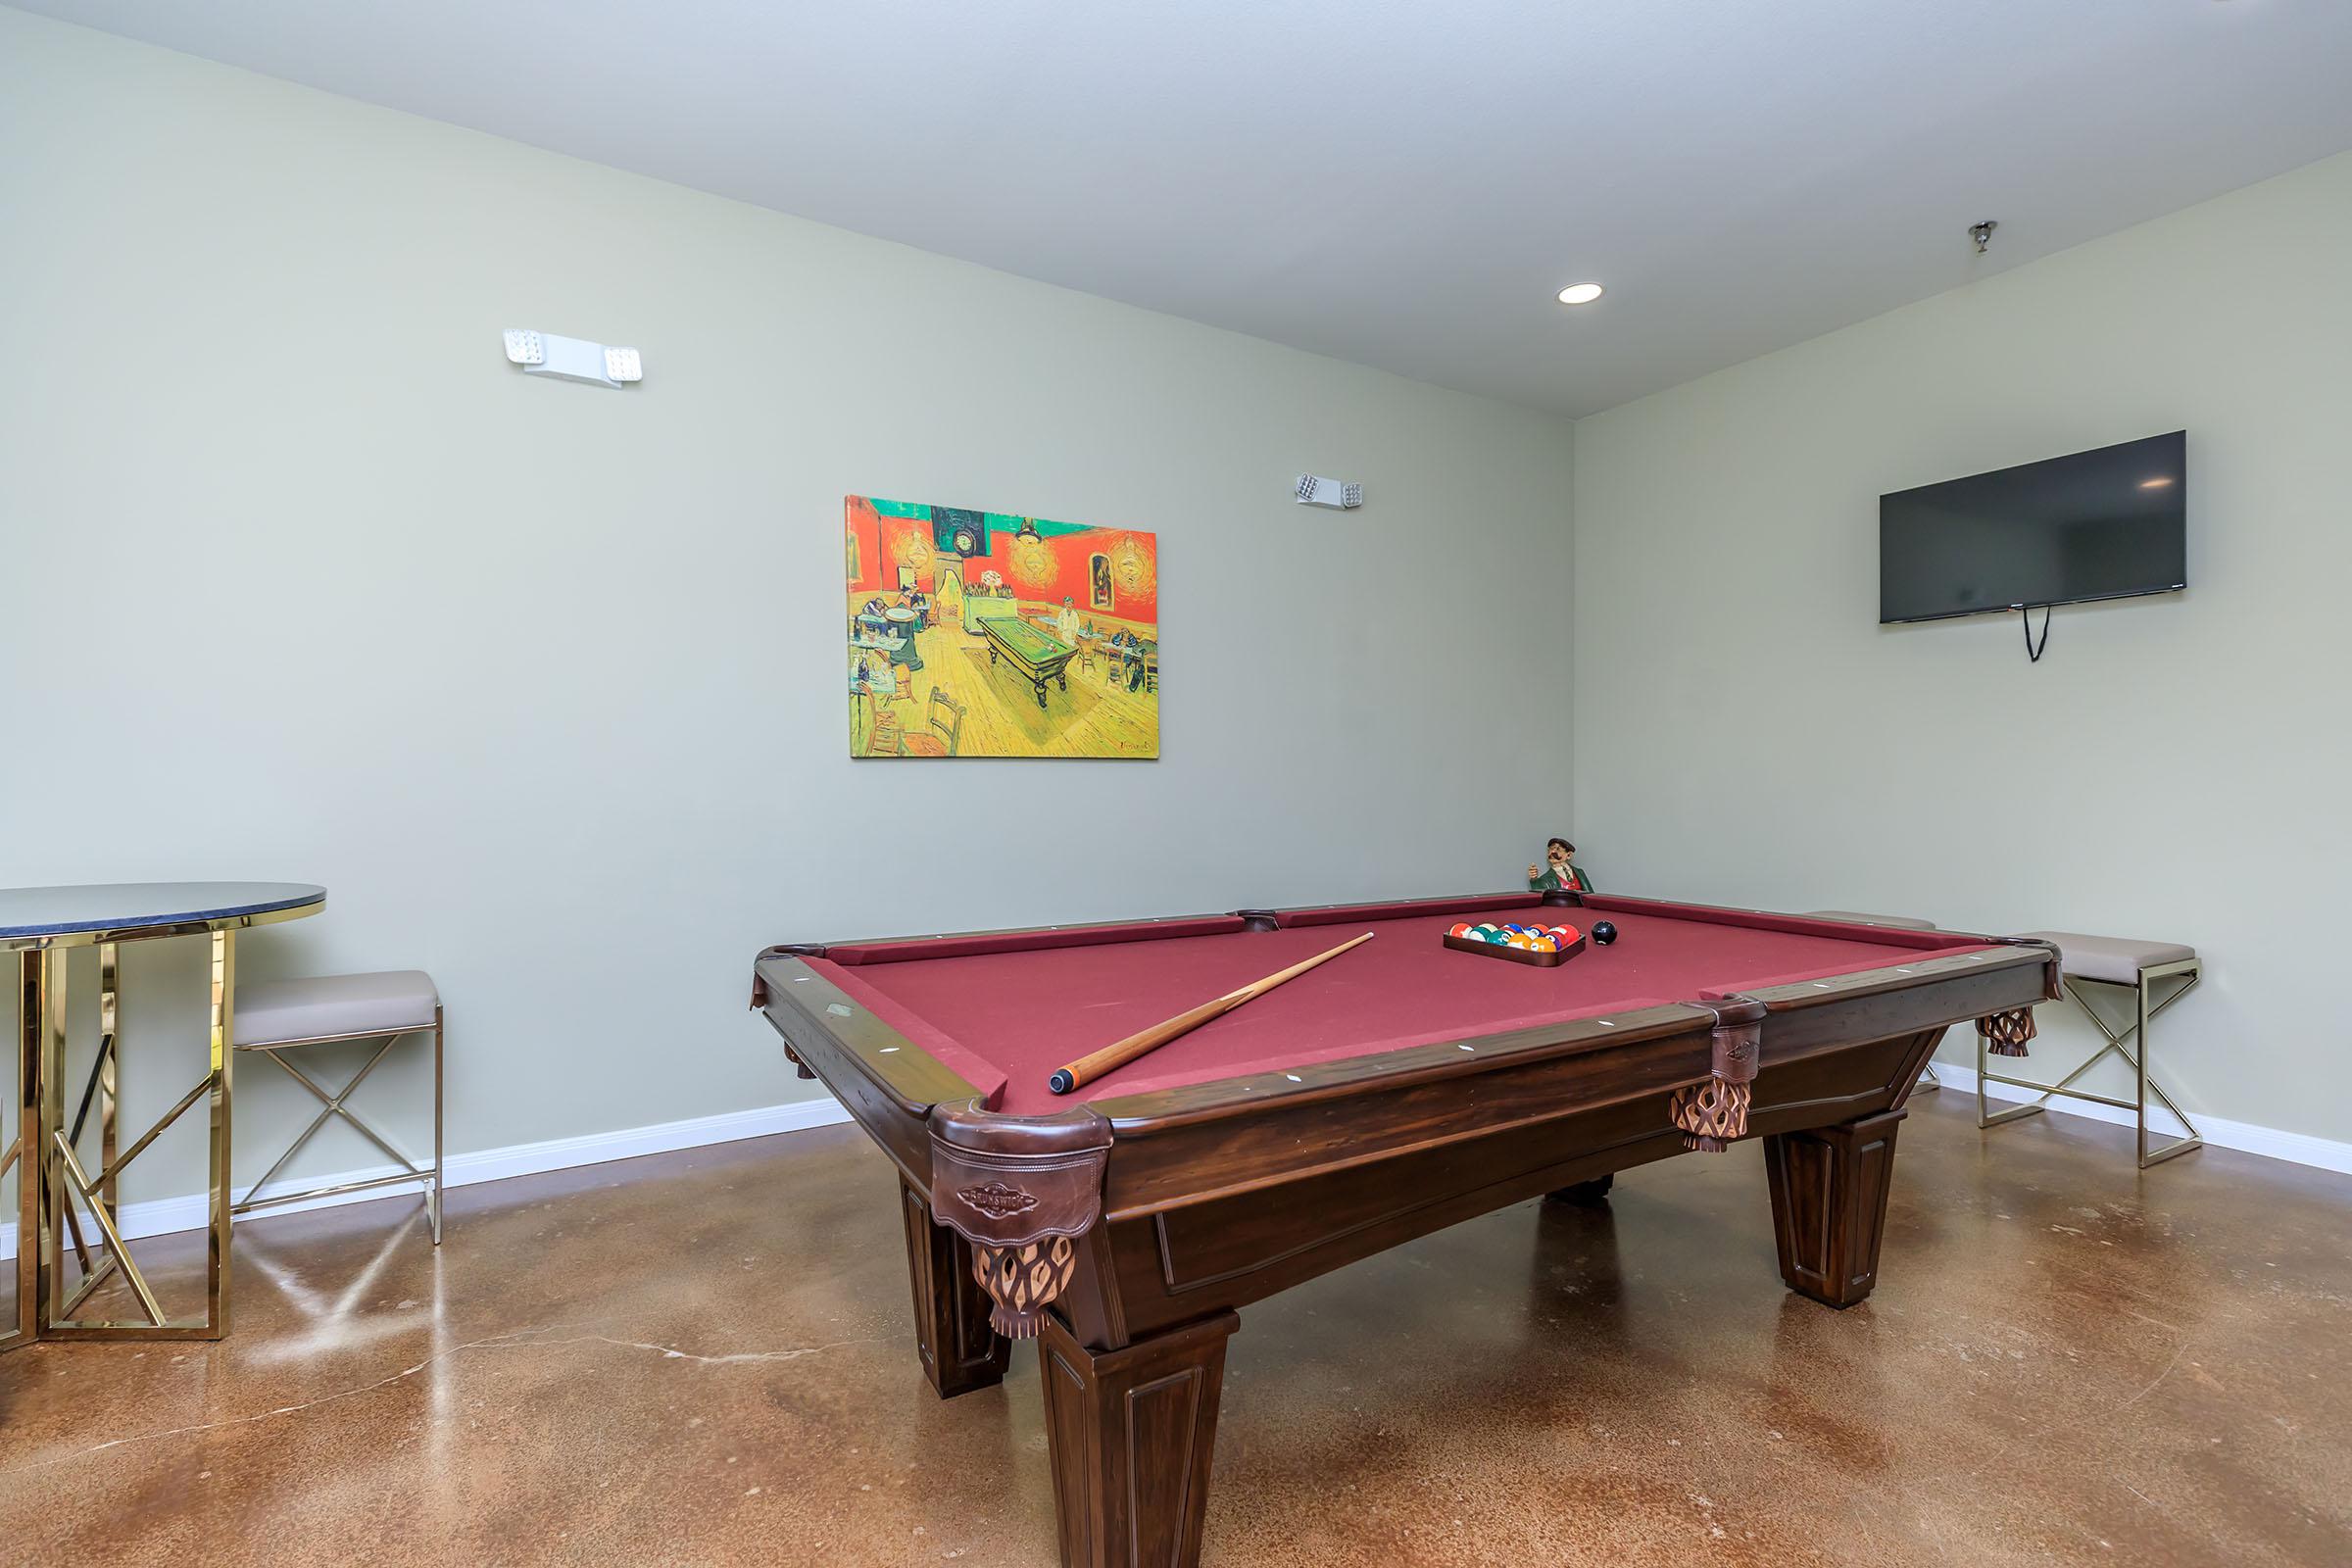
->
845, 496, 1160, 759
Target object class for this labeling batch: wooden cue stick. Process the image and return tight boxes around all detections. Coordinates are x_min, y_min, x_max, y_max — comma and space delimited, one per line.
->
1048, 931, 1377, 1096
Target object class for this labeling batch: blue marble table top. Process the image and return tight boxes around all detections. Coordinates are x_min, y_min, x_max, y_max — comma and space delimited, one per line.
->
0, 882, 326, 946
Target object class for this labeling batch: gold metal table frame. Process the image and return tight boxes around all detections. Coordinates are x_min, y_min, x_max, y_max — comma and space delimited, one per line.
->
1976, 956, 2203, 1168
7, 890, 324, 1351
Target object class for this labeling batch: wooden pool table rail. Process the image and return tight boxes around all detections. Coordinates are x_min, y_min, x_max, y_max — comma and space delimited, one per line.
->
752, 903, 2058, 1332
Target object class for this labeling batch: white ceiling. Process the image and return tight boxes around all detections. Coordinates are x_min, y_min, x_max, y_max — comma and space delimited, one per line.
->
23, 0, 2352, 416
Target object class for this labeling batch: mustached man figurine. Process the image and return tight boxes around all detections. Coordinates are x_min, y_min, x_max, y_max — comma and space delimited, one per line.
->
1528, 837, 1592, 895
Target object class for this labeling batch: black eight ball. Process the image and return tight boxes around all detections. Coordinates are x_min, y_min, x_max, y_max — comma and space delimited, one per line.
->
1590, 920, 1619, 946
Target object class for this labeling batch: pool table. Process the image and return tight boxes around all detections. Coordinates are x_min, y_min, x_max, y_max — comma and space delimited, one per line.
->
977, 613, 1077, 708
750, 891, 2058, 1568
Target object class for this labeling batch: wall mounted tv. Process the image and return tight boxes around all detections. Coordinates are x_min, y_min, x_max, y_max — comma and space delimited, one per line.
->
1879, 431, 2186, 624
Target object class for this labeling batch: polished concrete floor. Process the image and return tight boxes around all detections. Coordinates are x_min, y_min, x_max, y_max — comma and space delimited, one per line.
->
3, 1090, 2347, 1566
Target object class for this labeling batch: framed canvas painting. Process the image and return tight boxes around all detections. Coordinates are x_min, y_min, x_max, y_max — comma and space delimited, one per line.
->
845, 496, 1158, 760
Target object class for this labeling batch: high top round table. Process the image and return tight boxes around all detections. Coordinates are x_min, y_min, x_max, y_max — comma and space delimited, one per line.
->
4, 882, 324, 1349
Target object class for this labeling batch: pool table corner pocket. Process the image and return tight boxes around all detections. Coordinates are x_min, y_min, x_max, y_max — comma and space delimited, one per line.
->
1668, 995, 1767, 1152
927, 1102, 1114, 1338
1975, 1006, 2037, 1057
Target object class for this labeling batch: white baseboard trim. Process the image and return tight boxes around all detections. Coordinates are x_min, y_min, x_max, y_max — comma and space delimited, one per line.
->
10, 1068, 2341, 1263
1929, 1060, 2352, 1177
0, 1095, 853, 1261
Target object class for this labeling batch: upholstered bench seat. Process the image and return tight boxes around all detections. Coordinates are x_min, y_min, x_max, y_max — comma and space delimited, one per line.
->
228, 967, 444, 1241
1805, 909, 1937, 931
232, 970, 439, 1047
1984, 931, 2202, 1167
2011, 931, 2196, 988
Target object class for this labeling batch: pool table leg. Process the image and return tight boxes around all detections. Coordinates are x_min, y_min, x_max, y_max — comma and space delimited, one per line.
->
1039, 1310, 1239, 1568
899, 1178, 1012, 1397
1762, 1108, 1905, 1309
1544, 1173, 1613, 1206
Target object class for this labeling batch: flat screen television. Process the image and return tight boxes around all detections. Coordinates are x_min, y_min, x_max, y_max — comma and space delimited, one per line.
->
1879, 431, 2186, 623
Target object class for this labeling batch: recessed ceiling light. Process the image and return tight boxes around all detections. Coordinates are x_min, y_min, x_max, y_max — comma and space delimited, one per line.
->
2139, 476, 2176, 489
1555, 282, 1605, 306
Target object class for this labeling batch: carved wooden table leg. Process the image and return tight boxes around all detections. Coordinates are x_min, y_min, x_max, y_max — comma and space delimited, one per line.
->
1039, 1311, 1239, 1568
1763, 1108, 1905, 1309
899, 1177, 1011, 1397
1544, 1173, 1613, 1206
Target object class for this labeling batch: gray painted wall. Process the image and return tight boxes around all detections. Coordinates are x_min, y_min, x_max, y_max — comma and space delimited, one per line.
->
1573, 149, 2352, 1142
1, 11, 1577, 1209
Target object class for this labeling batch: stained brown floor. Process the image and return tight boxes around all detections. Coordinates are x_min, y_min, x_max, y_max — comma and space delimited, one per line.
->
3, 1091, 2347, 1566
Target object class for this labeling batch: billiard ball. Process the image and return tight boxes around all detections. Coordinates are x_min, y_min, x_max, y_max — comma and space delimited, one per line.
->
1449, 922, 1472, 938
1591, 920, 1618, 946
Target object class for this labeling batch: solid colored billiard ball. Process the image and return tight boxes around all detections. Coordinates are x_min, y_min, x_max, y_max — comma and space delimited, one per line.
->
1591, 920, 1619, 946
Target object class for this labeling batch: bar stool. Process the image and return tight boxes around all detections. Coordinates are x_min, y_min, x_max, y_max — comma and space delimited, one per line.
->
1977, 932, 2201, 1168
229, 971, 444, 1242
1805, 909, 1943, 1091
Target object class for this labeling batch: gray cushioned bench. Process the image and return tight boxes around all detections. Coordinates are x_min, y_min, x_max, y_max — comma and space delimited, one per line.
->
1976, 931, 2202, 1167
230, 969, 446, 1241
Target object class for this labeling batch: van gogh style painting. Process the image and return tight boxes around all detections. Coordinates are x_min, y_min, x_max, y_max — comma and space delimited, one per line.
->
845, 497, 1160, 760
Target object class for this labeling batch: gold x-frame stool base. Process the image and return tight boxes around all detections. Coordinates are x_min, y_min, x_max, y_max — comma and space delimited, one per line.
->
1977, 957, 2202, 1169
230, 1004, 444, 1248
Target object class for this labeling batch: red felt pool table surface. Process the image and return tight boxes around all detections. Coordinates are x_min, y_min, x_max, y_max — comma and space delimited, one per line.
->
808, 894, 1991, 1114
